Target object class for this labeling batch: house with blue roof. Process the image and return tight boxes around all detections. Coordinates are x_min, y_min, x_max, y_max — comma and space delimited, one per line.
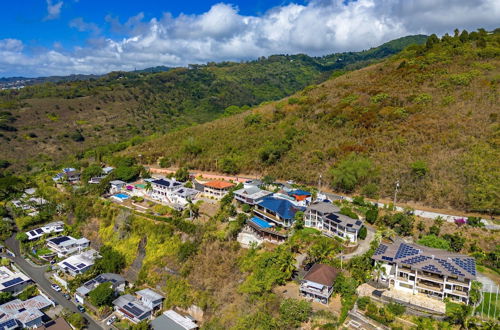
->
254, 196, 305, 228
372, 240, 476, 304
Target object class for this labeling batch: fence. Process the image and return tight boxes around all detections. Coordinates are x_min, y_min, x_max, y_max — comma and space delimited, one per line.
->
475, 284, 499, 320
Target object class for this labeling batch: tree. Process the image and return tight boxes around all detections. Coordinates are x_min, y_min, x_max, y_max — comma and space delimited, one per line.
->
279, 298, 312, 328
469, 281, 482, 306
89, 282, 115, 306
220, 157, 240, 174
358, 226, 367, 240
442, 234, 465, 252
447, 304, 473, 329
329, 154, 375, 192
144, 181, 152, 193
174, 167, 190, 182
0, 292, 13, 304
365, 207, 378, 224
411, 160, 428, 177
113, 165, 141, 182
293, 211, 304, 230
372, 261, 386, 282
81, 164, 103, 183
93, 246, 126, 273
16, 232, 28, 243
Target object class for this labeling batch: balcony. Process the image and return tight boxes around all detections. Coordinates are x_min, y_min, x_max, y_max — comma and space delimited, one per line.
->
446, 277, 469, 287
418, 272, 445, 284
300, 284, 332, 298
254, 209, 287, 227
417, 281, 443, 292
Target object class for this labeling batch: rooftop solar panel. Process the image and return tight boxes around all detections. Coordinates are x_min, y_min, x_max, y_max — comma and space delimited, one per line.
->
123, 304, 144, 317
2, 277, 24, 288
35, 229, 43, 234
77, 263, 87, 269
63, 262, 77, 271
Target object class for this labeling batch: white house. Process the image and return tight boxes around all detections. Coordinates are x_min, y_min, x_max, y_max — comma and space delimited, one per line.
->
46, 236, 90, 257
57, 249, 99, 277
113, 289, 164, 324
25, 222, 64, 241
110, 180, 126, 194
0, 266, 32, 294
372, 240, 477, 303
150, 179, 183, 204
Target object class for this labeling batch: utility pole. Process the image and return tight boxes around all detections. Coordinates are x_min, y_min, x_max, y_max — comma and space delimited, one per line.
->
393, 180, 400, 206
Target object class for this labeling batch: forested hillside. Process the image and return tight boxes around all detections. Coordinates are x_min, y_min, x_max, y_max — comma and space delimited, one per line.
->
0, 35, 426, 171
126, 29, 499, 213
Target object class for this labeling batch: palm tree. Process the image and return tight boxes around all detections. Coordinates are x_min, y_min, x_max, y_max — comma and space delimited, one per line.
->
381, 228, 397, 242
144, 181, 152, 195
372, 261, 386, 282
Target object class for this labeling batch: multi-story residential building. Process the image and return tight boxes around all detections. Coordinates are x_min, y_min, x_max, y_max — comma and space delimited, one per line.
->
234, 185, 273, 206
372, 240, 477, 303
151, 179, 183, 203
254, 196, 305, 228
304, 202, 363, 243
46, 236, 90, 257
25, 221, 64, 241
203, 181, 234, 199
57, 249, 100, 277
300, 264, 339, 304
0, 295, 53, 329
113, 289, 164, 324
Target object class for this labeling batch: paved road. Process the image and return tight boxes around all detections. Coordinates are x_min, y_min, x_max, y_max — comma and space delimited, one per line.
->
5, 234, 102, 330
343, 226, 375, 260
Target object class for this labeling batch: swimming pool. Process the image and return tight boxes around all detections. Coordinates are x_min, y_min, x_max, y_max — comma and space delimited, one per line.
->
250, 217, 272, 229
113, 193, 130, 200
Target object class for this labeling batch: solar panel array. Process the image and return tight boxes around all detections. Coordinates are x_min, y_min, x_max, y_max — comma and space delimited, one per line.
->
123, 303, 144, 317
401, 255, 430, 265
0, 318, 17, 329
422, 264, 442, 274
374, 244, 388, 256
77, 263, 87, 269
382, 256, 393, 261
35, 229, 43, 234
2, 277, 23, 288
63, 262, 77, 271
452, 258, 476, 276
395, 244, 420, 260
436, 259, 465, 277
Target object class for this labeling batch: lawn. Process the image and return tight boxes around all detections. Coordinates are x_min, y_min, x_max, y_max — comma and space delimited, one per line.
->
475, 292, 499, 319
34, 247, 52, 256
445, 301, 462, 315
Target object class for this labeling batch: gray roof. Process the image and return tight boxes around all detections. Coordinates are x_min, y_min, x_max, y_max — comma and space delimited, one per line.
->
110, 180, 126, 185
234, 187, 272, 199
78, 273, 125, 295
151, 310, 197, 330
136, 288, 164, 301
326, 213, 363, 231
372, 240, 477, 280
306, 201, 340, 214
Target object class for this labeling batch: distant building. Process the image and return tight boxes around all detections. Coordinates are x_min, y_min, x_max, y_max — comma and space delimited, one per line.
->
300, 264, 339, 304
0, 266, 32, 294
113, 289, 164, 324
110, 180, 127, 194
57, 249, 99, 277
0, 295, 53, 329
151, 310, 198, 330
46, 236, 90, 257
254, 196, 305, 228
304, 202, 363, 243
203, 181, 234, 199
234, 185, 272, 206
25, 222, 64, 241
372, 240, 477, 303
75, 273, 126, 304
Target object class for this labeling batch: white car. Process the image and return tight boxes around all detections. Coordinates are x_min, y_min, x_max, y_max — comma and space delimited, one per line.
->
51, 284, 61, 292
106, 315, 117, 326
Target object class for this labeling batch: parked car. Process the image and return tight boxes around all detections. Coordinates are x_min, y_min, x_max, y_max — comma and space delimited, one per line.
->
51, 284, 61, 292
50, 260, 57, 264
63, 293, 71, 300
106, 315, 117, 326
77, 305, 85, 313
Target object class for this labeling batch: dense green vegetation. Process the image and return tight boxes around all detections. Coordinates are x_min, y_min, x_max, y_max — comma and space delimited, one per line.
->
0, 36, 426, 171
126, 29, 499, 212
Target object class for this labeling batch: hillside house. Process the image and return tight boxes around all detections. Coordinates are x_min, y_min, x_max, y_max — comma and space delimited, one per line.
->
0, 266, 32, 294
57, 249, 99, 277
75, 273, 126, 304
300, 264, 339, 304
25, 222, 64, 241
110, 180, 126, 194
113, 289, 164, 324
245, 216, 288, 244
0, 295, 53, 329
254, 196, 305, 228
151, 310, 198, 330
150, 179, 183, 203
46, 236, 90, 257
372, 240, 477, 303
234, 184, 272, 206
203, 181, 234, 199
304, 201, 364, 243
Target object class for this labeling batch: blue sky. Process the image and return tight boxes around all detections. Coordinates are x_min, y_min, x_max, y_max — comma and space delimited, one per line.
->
0, 0, 498, 77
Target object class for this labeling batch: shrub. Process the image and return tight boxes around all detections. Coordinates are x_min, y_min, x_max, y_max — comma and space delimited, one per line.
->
67, 313, 86, 329
365, 207, 378, 224
411, 160, 428, 177
361, 183, 379, 198
386, 302, 406, 316
417, 235, 451, 250
279, 298, 312, 328
329, 154, 375, 192
358, 226, 367, 240
466, 217, 484, 228
357, 296, 371, 311
241, 204, 251, 213
340, 207, 358, 220
244, 113, 262, 127
89, 282, 115, 306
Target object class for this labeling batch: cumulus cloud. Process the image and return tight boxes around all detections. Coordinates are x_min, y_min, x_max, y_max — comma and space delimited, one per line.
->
69, 18, 101, 34
45, 0, 63, 20
3, 0, 500, 76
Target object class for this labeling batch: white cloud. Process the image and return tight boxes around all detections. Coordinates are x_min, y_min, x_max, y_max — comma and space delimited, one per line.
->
45, 0, 64, 20
2, 0, 500, 76
69, 18, 101, 34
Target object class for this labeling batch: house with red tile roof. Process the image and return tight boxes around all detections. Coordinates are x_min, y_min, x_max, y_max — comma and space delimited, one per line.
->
203, 181, 234, 199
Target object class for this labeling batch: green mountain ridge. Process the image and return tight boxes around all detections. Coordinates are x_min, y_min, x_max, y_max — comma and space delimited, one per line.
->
0, 35, 427, 171
124, 30, 499, 213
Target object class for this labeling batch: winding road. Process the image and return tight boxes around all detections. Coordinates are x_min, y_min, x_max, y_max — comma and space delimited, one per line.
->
4, 234, 102, 330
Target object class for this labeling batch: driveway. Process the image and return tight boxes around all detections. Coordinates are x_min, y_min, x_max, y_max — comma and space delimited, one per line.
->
5, 234, 102, 330
343, 226, 375, 260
